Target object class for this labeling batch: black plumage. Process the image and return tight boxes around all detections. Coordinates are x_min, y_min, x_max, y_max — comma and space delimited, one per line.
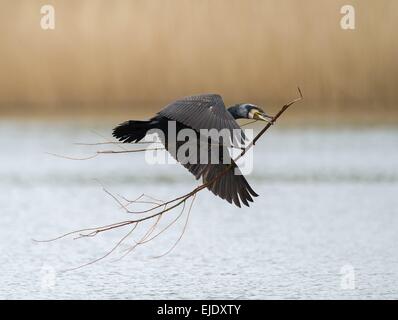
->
113, 94, 271, 207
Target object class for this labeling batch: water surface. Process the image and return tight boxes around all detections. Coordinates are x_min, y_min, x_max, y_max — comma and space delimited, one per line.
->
0, 121, 397, 299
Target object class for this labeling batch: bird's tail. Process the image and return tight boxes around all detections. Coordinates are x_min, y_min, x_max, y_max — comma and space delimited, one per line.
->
112, 120, 154, 143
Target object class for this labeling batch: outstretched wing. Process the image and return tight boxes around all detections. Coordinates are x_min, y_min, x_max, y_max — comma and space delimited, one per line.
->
159, 132, 258, 207
158, 94, 241, 141
185, 161, 258, 208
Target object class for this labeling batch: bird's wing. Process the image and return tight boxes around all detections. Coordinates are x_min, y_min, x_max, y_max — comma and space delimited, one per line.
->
158, 94, 256, 206
159, 133, 258, 207
184, 161, 258, 208
158, 94, 241, 136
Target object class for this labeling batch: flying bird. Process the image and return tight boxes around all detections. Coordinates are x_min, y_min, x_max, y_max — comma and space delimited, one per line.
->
113, 94, 272, 207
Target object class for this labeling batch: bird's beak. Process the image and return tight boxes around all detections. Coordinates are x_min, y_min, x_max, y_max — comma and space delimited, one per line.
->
253, 111, 274, 123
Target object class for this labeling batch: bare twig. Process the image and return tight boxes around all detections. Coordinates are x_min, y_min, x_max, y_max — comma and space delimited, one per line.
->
38, 88, 303, 271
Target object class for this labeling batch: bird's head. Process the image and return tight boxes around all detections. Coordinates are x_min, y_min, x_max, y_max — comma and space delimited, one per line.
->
228, 103, 273, 122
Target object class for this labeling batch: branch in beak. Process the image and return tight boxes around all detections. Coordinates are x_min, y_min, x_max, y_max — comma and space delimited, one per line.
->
254, 111, 274, 123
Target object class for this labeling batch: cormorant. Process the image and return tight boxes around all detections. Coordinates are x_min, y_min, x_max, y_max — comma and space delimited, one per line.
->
113, 94, 272, 207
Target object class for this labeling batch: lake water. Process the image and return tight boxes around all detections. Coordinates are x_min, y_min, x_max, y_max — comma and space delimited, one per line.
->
0, 120, 397, 299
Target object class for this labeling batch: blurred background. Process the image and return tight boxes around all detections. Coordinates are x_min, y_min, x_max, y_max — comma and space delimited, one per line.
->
1, 1, 398, 299
1, 0, 397, 123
